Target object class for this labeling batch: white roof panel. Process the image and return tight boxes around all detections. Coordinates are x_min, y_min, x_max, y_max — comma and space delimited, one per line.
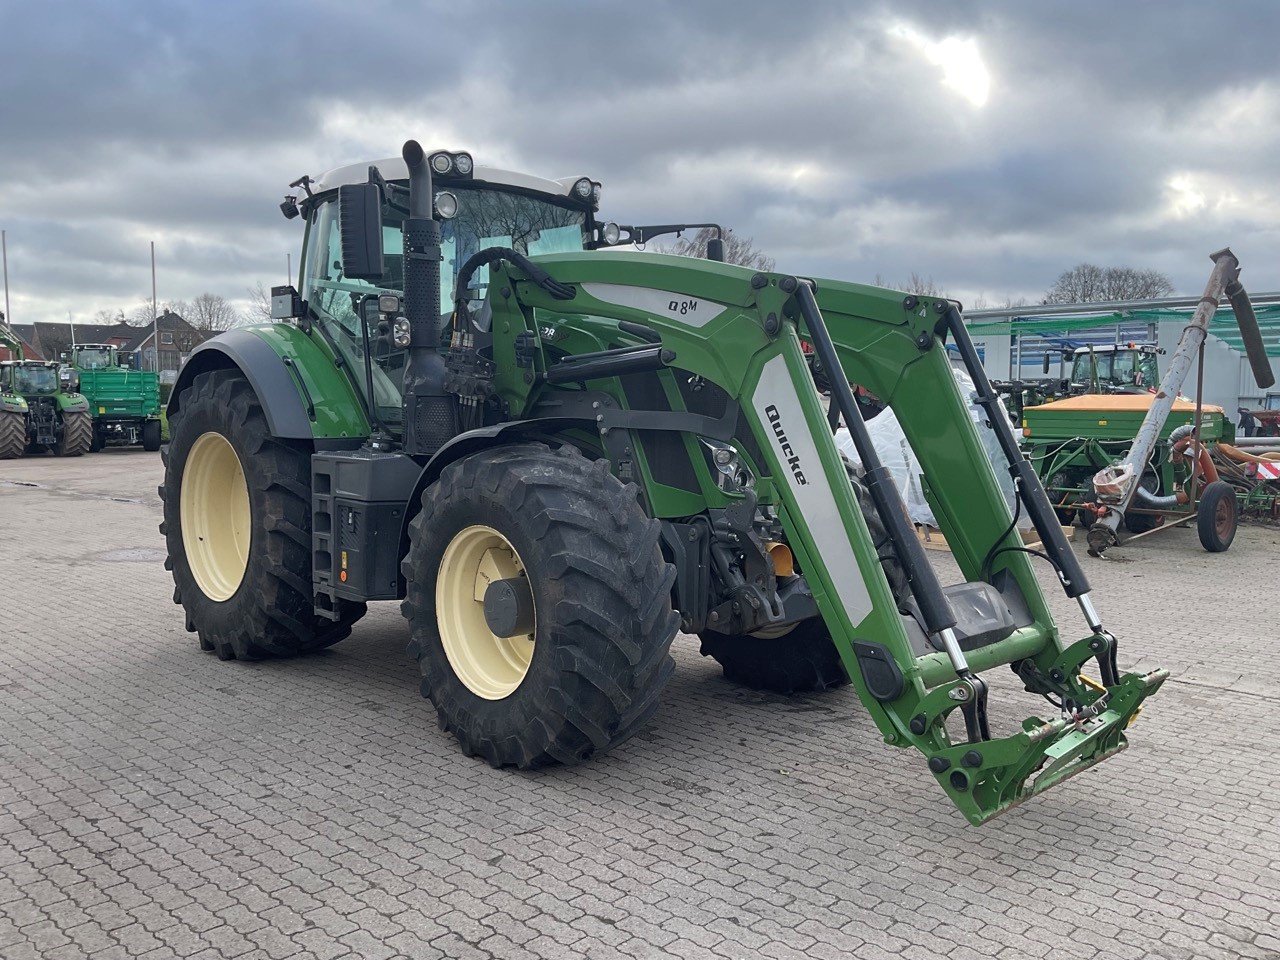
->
309, 156, 593, 201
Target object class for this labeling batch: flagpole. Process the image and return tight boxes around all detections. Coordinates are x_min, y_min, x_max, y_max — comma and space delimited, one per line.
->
151, 241, 160, 374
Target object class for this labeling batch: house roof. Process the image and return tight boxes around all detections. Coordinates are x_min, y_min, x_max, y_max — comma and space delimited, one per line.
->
22, 312, 211, 357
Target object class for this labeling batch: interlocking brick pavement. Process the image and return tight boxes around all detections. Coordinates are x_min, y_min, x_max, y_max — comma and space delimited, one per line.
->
2, 450, 1277, 959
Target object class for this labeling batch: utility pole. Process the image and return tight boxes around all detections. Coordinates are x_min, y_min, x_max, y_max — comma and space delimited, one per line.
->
69, 311, 76, 350
151, 241, 160, 375
287, 253, 292, 285
2, 230, 10, 325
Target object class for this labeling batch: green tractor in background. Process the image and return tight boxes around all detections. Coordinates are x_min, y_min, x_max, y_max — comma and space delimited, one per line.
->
160, 140, 1171, 825
0, 317, 92, 459
68, 343, 163, 452
0, 360, 92, 458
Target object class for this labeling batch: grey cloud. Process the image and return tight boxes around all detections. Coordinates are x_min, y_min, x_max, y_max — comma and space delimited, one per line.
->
2, 0, 1279, 326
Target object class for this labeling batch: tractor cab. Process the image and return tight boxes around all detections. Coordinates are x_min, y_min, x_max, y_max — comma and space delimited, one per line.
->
2, 360, 62, 396
1068, 343, 1160, 393
71, 343, 120, 370
286, 152, 722, 435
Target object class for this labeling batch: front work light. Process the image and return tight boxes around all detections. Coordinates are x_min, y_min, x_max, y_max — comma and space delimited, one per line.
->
393, 316, 412, 348
434, 191, 459, 219
430, 152, 453, 175
453, 153, 474, 175
600, 222, 621, 245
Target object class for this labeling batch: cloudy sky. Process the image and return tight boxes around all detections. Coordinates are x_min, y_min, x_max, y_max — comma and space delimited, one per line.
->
2, 0, 1278, 326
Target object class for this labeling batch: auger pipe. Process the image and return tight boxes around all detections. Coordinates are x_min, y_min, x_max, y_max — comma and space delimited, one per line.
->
791, 282, 969, 674
1090, 249, 1241, 539
937, 302, 1094, 602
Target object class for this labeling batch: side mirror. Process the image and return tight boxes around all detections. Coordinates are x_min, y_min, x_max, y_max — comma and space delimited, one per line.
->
338, 183, 385, 281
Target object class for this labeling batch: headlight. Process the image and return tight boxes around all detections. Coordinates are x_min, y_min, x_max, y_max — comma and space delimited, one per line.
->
392, 317, 412, 348
429, 152, 453, 175
573, 177, 593, 199
600, 222, 621, 245
453, 152, 473, 175
434, 191, 459, 219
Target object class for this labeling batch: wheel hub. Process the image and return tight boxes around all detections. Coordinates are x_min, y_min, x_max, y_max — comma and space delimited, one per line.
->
436, 525, 535, 700
180, 431, 251, 602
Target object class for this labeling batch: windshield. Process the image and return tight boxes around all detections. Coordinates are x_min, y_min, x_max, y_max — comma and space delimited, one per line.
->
14, 365, 58, 394
302, 185, 587, 428
75, 347, 114, 370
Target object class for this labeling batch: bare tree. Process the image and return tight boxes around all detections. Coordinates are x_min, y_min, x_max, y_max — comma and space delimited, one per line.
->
248, 282, 273, 322
1044, 264, 1174, 304
92, 308, 127, 325
183, 292, 240, 332
662, 228, 775, 271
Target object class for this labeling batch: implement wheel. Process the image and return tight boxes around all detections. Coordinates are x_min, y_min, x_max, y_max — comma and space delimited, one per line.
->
142, 418, 162, 452
699, 619, 848, 694
403, 443, 678, 768
161, 368, 364, 660
0, 411, 24, 460
1197, 480, 1238, 553
54, 411, 92, 457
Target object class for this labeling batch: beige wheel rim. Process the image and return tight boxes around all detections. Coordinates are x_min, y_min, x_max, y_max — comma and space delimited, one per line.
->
180, 431, 251, 602
436, 525, 535, 700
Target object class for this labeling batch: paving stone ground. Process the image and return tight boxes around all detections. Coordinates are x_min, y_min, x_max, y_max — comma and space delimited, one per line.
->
2, 449, 1278, 960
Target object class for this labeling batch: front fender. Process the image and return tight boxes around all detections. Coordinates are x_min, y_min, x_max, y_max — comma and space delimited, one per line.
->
169, 324, 369, 440
395, 417, 590, 595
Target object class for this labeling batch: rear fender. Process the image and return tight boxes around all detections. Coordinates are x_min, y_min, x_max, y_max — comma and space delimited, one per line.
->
168, 325, 368, 440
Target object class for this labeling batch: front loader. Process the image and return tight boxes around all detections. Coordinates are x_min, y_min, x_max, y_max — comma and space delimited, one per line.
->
161, 141, 1167, 825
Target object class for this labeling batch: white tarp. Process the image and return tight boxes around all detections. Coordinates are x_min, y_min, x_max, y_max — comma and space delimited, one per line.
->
835, 364, 1029, 529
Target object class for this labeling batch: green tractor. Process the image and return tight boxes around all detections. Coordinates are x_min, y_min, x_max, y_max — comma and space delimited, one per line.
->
161, 141, 1168, 825
69, 343, 163, 451
0, 321, 93, 459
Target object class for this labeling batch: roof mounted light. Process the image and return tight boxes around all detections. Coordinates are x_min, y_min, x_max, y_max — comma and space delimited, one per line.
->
453, 152, 473, 176
434, 191, 459, 219
572, 177, 593, 200
591, 183, 602, 204
429, 152, 453, 175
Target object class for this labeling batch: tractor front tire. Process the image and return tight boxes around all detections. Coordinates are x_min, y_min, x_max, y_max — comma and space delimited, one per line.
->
403, 443, 678, 768
0, 411, 24, 460
161, 368, 365, 660
700, 619, 849, 694
142, 418, 162, 452
54, 411, 93, 457
1197, 480, 1238, 553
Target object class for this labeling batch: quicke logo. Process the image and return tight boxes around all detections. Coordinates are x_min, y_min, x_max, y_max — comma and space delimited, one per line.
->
765, 405, 806, 485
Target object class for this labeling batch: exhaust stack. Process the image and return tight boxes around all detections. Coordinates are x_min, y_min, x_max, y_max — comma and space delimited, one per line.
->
400, 139, 458, 456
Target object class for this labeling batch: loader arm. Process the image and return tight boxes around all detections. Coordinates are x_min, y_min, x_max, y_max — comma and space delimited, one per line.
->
486, 251, 1166, 825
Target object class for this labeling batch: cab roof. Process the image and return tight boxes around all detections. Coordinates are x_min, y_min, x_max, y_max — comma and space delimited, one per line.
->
310, 156, 592, 201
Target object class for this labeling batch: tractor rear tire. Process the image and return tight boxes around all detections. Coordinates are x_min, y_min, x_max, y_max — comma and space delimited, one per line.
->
0, 411, 24, 460
142, 419, 162, 452
402, 443, 678, 768
161, 368, 365, 660
1196, 480, 1237, 553
54, 411, 93, 457
699, 619, 849, 694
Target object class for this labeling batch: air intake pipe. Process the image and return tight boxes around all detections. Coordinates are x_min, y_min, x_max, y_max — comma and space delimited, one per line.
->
400, 139, 459, 455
